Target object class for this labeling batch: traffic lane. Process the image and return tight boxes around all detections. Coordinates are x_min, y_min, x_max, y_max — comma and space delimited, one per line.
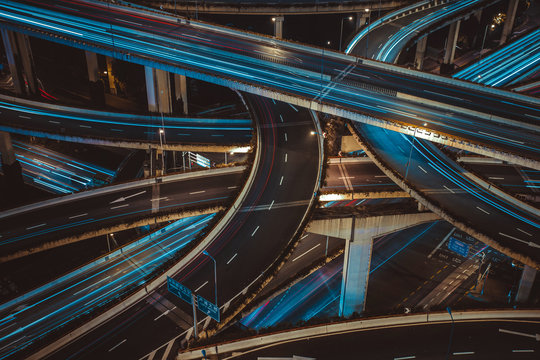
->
0, 216, 212, 360
360, 125, 540, 262
324, 161, 401, 192
464, 163, 537, 193
351, 3, 446, 59
232, 319, 540, 359
7, 0, 540, 155
0, 100, 252, 145
0, 172, 242, 254
46, 97, 320, 360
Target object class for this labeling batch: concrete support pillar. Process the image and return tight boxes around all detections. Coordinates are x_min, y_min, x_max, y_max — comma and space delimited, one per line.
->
355, 13, 369, 31
0, 132, 16, 166
273, 16, 284, 39
443, 20, 461, 64
145, 66, 172, 114
15, 32, 37, 94
0, 29, 36, 95
0, 29, 23, 94
174, 73, 189, 115
474, 9, 483, 23
105, 56, 117, 95
85, 51, 100, 83
0, 131, 22, 189
308, 212, 439, 317
414, 35, 428, 70
515, 265, 537, 303
500, 0, 519, 45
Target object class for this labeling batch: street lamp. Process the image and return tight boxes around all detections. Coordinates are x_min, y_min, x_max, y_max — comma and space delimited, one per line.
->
310, 130, 326, 138
365, 9, 371, 58
339, 16, 353, 52
202, 250, 218, 306
445, 307, 455, 360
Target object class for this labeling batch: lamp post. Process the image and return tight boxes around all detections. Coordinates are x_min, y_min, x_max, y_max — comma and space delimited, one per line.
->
202, 250, 218, 306
480, 23, 495, 63
445, 307, 455, 360
365, 8, 371, 58
339, 16, 353, 52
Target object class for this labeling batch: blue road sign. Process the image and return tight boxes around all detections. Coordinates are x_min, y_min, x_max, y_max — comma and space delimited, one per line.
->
167, 276, 192, 305
197, 294, 220, 322
448, 237, 469, 257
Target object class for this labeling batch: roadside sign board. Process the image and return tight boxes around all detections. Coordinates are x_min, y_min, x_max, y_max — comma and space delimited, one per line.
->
188, 152, 211, 168
448, 237, 469, 257
197, 294, 220, 322
167, 276, 192, 305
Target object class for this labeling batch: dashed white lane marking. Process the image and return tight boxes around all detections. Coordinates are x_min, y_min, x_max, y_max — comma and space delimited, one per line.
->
394, 356, 415, 360
195, 281, 208, 293
268, 200, 275, 210
476, 206, 490, 215
292, 243, 321, 262
516, 228, 532, 237
418, 165, 427, 173
26, 223, 46, 230
280, 176, 284, 185
226, 253, 238, 265
279, 114, 284, 122
288, 103, 299, 112
69, 213, 88, 219
285, 153, 288, 162
108, 339, 127, 352
110, 204, 129, 210
453, 351, 474, 355
79, 124, 92, 128
153, 306, 176, 321
48, 120, 60, 124
251, 225, 260, 237
18, 115, 31, 119
189, 190, 205, 195
115, 18, 142, 26
443, 185, 455, 193
512, 349, 534, 353
228, 186, 238, 189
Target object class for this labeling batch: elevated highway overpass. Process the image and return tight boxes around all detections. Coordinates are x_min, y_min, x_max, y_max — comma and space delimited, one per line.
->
0, 0, 538, 168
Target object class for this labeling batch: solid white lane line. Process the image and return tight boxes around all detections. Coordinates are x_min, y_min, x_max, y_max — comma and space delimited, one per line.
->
443, 185, 455, 193
153, 306, 176, 321
394, 356, 415, 360
499, 232, 526, 243
226, 253, 238, 265
516, 228, 533, 236
195, 281, 208, 293
512, 349, 534, 353
280, 176, 284, 185
292, 243, 321, 262
453, 351, 474, 355
268, 200, 275, 210
48, 120, 60, 124
108, 339, 127, 352
285, 153, 288, 163
26, 223, 46, 230
110, 204, 129, 210
284, 133, 288, 142
418, 165, 427, 173
478, 131, 525, 144
288, 103, 299, 112
69, 213, 88, 219
189, 190, 205, 195
476, 206, 490, 215
251, 226, 260, 237
279, 114, 284, 122
115, 18, 142, 26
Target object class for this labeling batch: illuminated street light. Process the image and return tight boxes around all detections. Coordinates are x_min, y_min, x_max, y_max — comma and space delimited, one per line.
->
202, 250, 218, 306
339, 16, 354, 52
271, 17, 276, 22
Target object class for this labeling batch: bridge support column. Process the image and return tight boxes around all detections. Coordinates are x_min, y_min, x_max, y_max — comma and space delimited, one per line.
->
515, 265, 536, 303
174, 73, 189, 115
85, 51, 105, 106
145, 66, 172, 114
308, 213, 439, 317
0, 131, 22, 188
414, 35, 428, 70
105, 56, 117, 95
500, 0, 519, 45
355, 12, 369, 31
0, 29, 37, 95
85, 51, 100, 83
443, 20, 460, 65
273, 16, 284, 39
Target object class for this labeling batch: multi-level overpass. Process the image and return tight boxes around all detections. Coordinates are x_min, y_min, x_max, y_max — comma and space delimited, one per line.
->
0, 0, 538, 167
